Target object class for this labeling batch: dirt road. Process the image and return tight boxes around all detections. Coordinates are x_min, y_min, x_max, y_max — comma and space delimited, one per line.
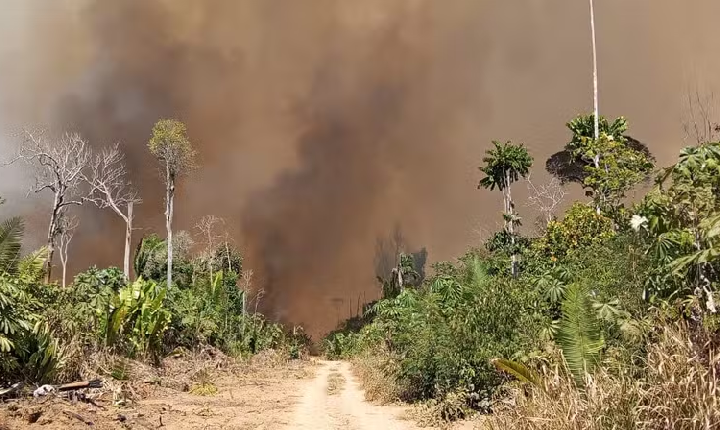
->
1, 356, 477, 429
286, 360, 419, 430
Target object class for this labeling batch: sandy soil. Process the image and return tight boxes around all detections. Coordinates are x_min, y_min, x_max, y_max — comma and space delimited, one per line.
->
285, 360, 420, 429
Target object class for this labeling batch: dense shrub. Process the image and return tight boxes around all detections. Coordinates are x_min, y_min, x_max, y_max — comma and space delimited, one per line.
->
332, 253, 547, 408
533, 202, 615, 259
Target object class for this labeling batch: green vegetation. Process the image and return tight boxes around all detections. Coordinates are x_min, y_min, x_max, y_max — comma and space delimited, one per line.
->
478, 141, 533, 276
0, 121, 307, 387
324, 114, 720, 427
565, 114, 654, 212
0, 213, 303, 384
3, 107, 719, 427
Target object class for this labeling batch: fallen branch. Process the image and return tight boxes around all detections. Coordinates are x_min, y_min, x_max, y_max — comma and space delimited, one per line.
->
64, 391, 105, 409
63, 410, 94, 426
58, 379, 103, 391
0, 382, 23, 398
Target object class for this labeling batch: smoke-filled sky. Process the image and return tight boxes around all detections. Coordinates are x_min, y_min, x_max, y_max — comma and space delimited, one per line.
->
1, 0, 720, 335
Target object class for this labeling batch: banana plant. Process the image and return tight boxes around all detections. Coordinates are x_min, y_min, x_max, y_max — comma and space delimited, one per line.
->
102, 278, 170, 358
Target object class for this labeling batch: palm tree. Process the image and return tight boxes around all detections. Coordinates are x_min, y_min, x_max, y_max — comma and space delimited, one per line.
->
479, 141, 533, 276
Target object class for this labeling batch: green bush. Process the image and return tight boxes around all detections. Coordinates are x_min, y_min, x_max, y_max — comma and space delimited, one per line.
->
533, 203, 615, 259
337, 253, 547, 407
101, 278, 171, 360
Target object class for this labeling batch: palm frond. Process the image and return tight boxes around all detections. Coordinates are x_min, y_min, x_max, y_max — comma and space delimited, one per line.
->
491, 358, 543, 389
17, 247, 49, 282
0, 217, 24, 273
557, 283, 604, 386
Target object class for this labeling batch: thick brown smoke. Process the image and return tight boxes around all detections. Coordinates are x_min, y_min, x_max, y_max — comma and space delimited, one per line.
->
2, 0, 720, 335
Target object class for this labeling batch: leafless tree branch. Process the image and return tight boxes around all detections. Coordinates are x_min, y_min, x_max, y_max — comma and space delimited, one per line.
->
195, 215, 224, 254
57, 212, 79, 289
84, 143, 141, 221
195, 215, 226, 282
82, 143, 141, 280
526, 174, 567, 227
13, 129, 92, 281
682, 88, 720, 144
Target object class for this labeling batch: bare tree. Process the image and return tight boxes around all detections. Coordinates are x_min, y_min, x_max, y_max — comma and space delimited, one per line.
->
239, 269, 255, 334
195, 215, 224, 282
16, 130, 91, 281
57, 213, 78, 288
84, 144, 141, 280
526, 174, 567, 227
222, 231, 236, 273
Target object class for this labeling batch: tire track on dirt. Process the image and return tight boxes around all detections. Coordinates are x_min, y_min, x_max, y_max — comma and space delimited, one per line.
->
285, 360, 418, 430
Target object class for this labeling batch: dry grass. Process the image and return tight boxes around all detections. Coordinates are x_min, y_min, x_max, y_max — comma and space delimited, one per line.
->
405, 389, 474, 429
189, 367, 218, 396
352, 352, 403, 404
327, 371, 346, 395
485, 321, 720, 430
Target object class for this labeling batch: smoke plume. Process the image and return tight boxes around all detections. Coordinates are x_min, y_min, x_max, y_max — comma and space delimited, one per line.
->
1, 0, 720, 335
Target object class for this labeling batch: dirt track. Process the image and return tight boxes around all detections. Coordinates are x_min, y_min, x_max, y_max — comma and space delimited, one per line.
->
286, 360, 419, 429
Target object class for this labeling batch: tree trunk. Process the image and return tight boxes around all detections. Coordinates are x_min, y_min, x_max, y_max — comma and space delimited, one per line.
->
505, 171, 518, 278
45, 194, 60, 283
123, 201, 133, 280
589, 0, 602, 215
590, 0, 599, 141
225, 241, 232, 272
166, 165, 174, 290
46, 235, 55, 283
61, 260, 67, 289
207, 231, 213, 284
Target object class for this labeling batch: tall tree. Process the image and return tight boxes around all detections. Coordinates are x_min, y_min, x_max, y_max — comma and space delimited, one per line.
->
85, 144, 141, 280
479, 141, 533, 276
16, 131, 91, 282
148, 119, 196, 290
589, 0, 600, 141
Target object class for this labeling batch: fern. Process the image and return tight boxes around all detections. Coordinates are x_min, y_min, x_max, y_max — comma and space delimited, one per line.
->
557, 283, 604, 386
